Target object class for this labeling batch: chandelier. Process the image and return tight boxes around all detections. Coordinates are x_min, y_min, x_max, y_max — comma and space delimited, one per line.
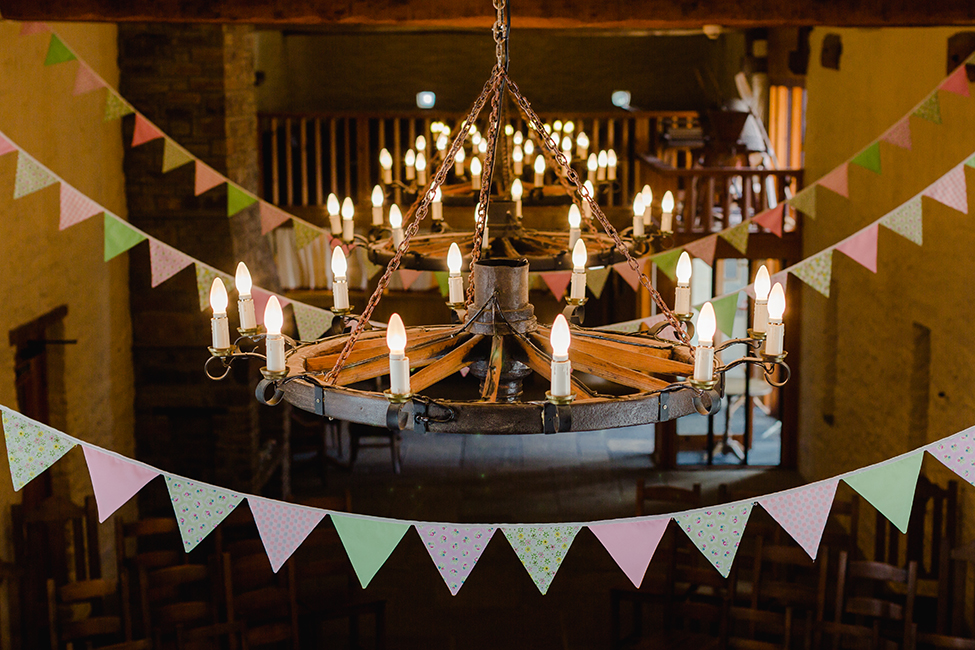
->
204, 0, 790, 435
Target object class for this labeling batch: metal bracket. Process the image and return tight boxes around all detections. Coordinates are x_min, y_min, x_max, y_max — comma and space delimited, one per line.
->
313, 385, 325, 416
543, 401, 572, 434
386, 400, 412, 432
658, 391, 673, 422
255, 379, 286, 406
563, 303, 585, 326
412, 399, 429, 435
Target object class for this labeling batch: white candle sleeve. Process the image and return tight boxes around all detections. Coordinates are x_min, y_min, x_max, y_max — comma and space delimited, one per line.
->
608, 165, 616, 180
661, 211, 673, 232
266, 334, 286, 372
534, 171, 544, 186
405, 165, 415, 181
389, 353, 411, 395
514, 159, 523, 175
569, 228, 581, 250
753, 300, 769, 334
455, 159, 464, 176
693, 346, 714, 382
329, 215, 342, 236
392, 228, 405, 248
765, 321, 785, 355
343, 219, 355, 242
570, 270, 586, 301
643, 205, 652, 226
448, 275, 464, 304
472, 174, 481, 191
333, 278, 349, 310
211, 314, 231, 349
550, 358, 572, 397
515, 200, 523, 218
675, 285, 691, 314
238, 297, 257, 331
432, 202, 443, 221
418, 168, 427, 185
372, 206, 383, 226
633, 216, 644, 237
382, 168, 393, 185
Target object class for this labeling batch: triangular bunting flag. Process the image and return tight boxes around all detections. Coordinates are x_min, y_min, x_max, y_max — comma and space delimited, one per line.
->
843, 452, 924, 534
227, 185, 258, 217
851, 142, 882, 175
788, 186, 817, 218
791, 250, 832, 298
59, 183, 104, 230
330, 514, 411, 588
260, 202, 292, 235
879, 196, 922, 245
0, 135, 15, 158
650, 249, 682, 281
14, 152, 57, 199
434, 271, 450, 298
754, 204, 784, 237
83, 446, 159, 523
941, 66, 971, 97
589, 519, 669, 588
613, 261, 643, 291
293, 221, 323, 250
131, 114, 164, 147
104, 92, 134, 122
293, 303, 334, 341
73, 64, 105, 96
674, 503, 753, 578
148, 239, 194, 287
835, 223, 880, 273
711, 293, 740, 338
881, 119, 912, 150
720, 222, 750, 255
104, 214, 146, 262
398, 269, 424, 291
359, 247, 382, 280
818, 163, 850, 198
2, 408, 76, 492
416, 525, 496, 595
194, 161, 225, 196
248, 497, 327, 573
683, 234, 718, 266
164, 475, 243, 552
44, 34, 76, 66
923, 165, 968, 214
913, 94, 942, 124
19, 22, 50, 36
587, 266, 612, 299
540, 271, 572, 300
253, 288, 290, 326
502, 525, 581, 595
758, 479, 839, 561
928, 427, 975, 486
195, 265, 232, 311
745, 271, 789, 300
162, 140, 194, 173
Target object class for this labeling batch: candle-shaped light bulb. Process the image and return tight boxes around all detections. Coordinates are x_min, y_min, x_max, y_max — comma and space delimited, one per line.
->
576, 131, 589, 159
235, 261, 252, 298
568, 203, 582, 249
264, 296, 286, 372
698, 302, 716, 346
379, 148, 393, 184
512, 178, 524, 217
209, 276, 231, 349
561, 135, 572, 162
533, 154, 545, 186
447, 242, 464, 303
235, 262, 257, 330
661, 190, 675, 232
415, 135, 426, 152
607, 149, 618, 180
471, 131, 481, 146
641, 185, 653, 226
431, 186, 443, 221
210, 277, 228, 315
416, 151, 427, 185
454, 147, 466, 176
674, 252, 692, 314
331, 246, 349, 310
404, 149, 416, 181
524, 139, 534, 156
755, 265, 771, 301
371, 185, 384, 226
676, 251, 692, 284
583, 180, 594, 219
693, 302, 716, 382
751, 265, 771, 335
768, 283, 785, 320
564, 121, 575, 135
470, 156, 482, 191
447, 242, 462, 275
513, 131, 524, 146
389, 204, 404, 248
544, 123, 552, 135
764, 282, 786, 355
477, 139, 487, 158
513, 145, 524, 175
587, 153, 598, 184
437, 135, 448, 151
327, 193, 342, 235
549, 314, 572, 397
504, 124, 514, 137
597, 150, 607, 181
632, 195, 645, 238
386, 313, 410, 395
553, 119, 563, 134
341, 197, 355, 242
572, 238, 587, 271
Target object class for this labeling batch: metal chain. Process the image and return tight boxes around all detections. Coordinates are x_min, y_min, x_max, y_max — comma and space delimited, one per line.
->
323, 70, 504, 385
504, 73, 692, 346
530, 123, 598, 234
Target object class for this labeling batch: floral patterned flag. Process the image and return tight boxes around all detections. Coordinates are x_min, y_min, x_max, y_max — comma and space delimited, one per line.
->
791, 250, 833, 298
415, 525, 496, 595
843, 452, 923, 534
248, 497, 326, 573
787, 186, 817, 218
879, 196, 923, 246
14, 152, 57, 199
2, 408, 76, 491
293, 221, 323, 250
293, 302, 334, 341
913, 94, 942, 124
59, 183, 103, 230
758, 478, 839, 561
589, 519, 669, 588
195, 264, 233, 311
928, 426, 975, 486
104, 92, 134, 122
148, 239, 194, 287
330, 514, 411, 588
587, 266, 612, 299
502, 524, 581, 595
923, 164, 968, 214
673, 503, 753, 578
165, 475, 243, 552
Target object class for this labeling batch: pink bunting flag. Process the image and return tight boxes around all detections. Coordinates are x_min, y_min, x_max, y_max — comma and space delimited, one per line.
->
753, 204, 784, 237
194, 161, 224, 196
398, 269, 423, 291
613, 260, 643, 291
923, 165, 969, 214
416, 525, 496, 595
248, 497, 326, 573
0, 135, 15, 158
131, 114, 164, 147
540, 271, 572, 300
19, 22, 50, 35
835, 223, 879, 273
260, 202, 292, 235
148, 239, 194, 287
928, 426, 975, 486
59, 183, 104, 230
83, 446, 159, 523
253, 287, 289, 325
941, 66, 971, 97
73, 63, 106, 96
758, 479, 838, 561
882, 119, 913, 150
589, 519, 669, 588
818, 163, 850, 198
683, 234, 718, 266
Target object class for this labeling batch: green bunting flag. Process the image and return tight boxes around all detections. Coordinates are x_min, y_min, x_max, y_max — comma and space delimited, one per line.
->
330, 514, 410, 588
104, 92, 134, 122
650, 248, 683, 281
2, 408, 76, 491
293, 221, 323, 250
851, 142, 882, 174
879, 196, 923, 246
587, 266, 612, 300
13, 153, 58, 199
227, 185, 258, 217
843, 452, 924, 533
359, 247, 383, 280
434, 271, 450, 299
791, 250, 833, 298
788, 186, 817, 219
44, 34, 76, 66
711, 293, 740, 338
913, 94, 942, 124
103, 214, 146, 262
720, 222, 749, 254
162, 139, 194, 173
195, 264, 233, 311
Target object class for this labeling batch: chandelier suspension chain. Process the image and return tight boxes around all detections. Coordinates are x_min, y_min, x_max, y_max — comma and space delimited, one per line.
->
504, 73, 692, 346
323, 71, 504, 385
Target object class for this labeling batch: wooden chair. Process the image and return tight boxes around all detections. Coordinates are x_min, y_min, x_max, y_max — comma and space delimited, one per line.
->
46, 575, 150, 650
223, 544, 299, 649
635, 482, 702, 517
816, 550, 917, 650
914, 539, 975, 649
822, 492, 860, 560
874, 476, 957, 580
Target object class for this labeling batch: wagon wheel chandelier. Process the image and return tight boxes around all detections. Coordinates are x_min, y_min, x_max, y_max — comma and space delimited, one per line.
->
203, 0, 791, 435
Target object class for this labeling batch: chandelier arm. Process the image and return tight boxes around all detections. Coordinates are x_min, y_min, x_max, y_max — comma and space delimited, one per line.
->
323, 70, 503, 385
503, 73, 692, 347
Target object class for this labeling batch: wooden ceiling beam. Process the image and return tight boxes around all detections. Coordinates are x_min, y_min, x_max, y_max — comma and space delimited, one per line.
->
3, 0, 975, 27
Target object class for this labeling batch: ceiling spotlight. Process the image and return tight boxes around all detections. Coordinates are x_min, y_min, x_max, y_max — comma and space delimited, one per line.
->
416, 91, 437, 109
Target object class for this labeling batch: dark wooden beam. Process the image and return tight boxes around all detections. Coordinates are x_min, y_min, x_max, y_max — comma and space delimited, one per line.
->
4, 0, 975, 27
